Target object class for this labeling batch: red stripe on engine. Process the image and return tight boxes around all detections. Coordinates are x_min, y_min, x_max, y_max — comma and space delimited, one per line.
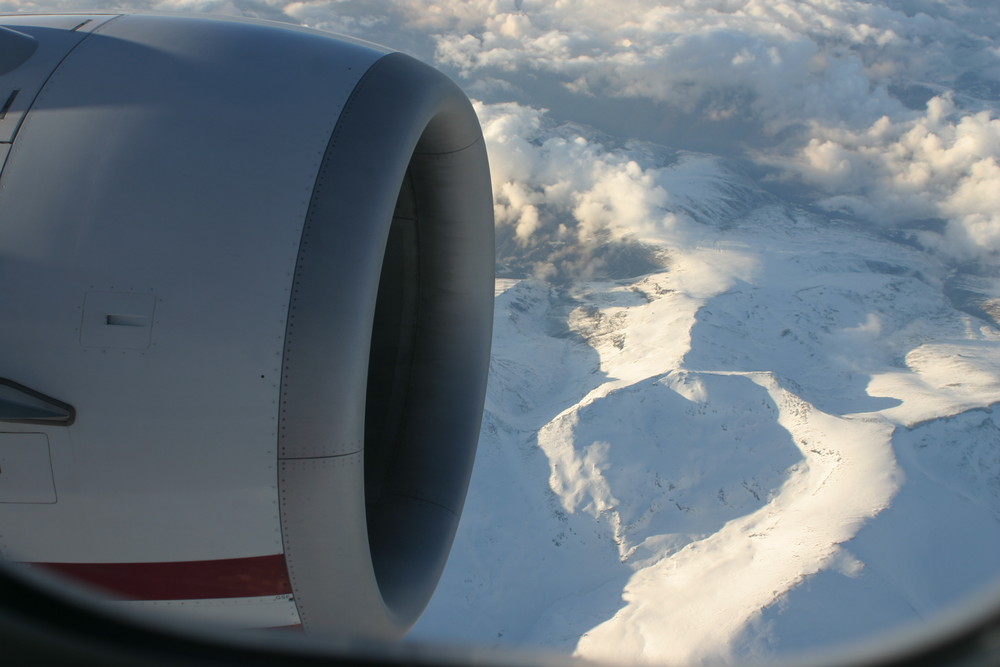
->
28, 554, 292, 601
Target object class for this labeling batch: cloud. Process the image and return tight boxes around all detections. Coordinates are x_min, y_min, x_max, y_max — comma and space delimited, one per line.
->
769, 94, 1000, 257
477, 101, 678, 282
273, 0, 1000, 259
0, 0, 288, 20
477, 100, 770, 282
424, 0, 930, 128
6, 0, 1000, 261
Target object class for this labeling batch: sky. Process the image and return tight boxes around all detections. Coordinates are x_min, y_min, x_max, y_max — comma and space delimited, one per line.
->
3, 0, 1000, 663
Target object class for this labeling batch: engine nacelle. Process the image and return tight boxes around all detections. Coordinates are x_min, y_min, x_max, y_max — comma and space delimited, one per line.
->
0, 13, 493, 639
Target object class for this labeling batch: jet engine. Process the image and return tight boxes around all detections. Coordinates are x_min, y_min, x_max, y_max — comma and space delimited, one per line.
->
0, 13, 493, 639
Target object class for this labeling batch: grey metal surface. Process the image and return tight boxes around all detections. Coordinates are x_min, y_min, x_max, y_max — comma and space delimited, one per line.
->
0, 433, 56, 503
0, 379, 74, 424
0, 26, 36, 76
0, 15, 114, 143
0, 12, 492, 637
0, 13, 384, 565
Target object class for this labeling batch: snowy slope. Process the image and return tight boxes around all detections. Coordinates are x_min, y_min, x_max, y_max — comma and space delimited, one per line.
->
411, 165, 1000, 663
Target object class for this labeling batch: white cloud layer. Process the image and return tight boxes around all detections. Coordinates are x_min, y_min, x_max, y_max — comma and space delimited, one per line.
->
773, 94, 1000, 256
280, 0, 1000, 261
6, 0, 999, 260
479, 101, 680, 281
477, 101, 773, 282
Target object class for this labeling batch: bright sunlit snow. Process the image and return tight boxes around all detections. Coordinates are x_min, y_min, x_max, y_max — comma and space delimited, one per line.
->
6, 0, 1000, 663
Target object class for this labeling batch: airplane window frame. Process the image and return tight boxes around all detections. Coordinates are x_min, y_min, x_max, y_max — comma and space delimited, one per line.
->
0, 558, 998, 666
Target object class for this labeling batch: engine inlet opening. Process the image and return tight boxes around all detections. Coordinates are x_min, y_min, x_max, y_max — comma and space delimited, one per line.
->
358, 90, 492, 626
364, 169, 418, 528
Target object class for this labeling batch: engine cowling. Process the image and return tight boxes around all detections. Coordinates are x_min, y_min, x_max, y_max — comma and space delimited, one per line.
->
0, 13, 493, 639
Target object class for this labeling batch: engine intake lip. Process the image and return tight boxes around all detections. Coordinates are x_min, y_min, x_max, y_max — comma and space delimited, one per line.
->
277, 52, 494, 638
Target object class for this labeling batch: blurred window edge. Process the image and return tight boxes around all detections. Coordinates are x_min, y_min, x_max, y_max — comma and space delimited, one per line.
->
0, 558, 998, 667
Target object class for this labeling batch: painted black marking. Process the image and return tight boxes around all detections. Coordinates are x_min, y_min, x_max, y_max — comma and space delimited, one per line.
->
106, 314, 148, 327
0, 90, 19, 121
71, 20, 92, 32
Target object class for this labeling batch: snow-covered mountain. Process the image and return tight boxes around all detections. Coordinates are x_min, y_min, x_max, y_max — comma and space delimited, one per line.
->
410, 142, 1000, 663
